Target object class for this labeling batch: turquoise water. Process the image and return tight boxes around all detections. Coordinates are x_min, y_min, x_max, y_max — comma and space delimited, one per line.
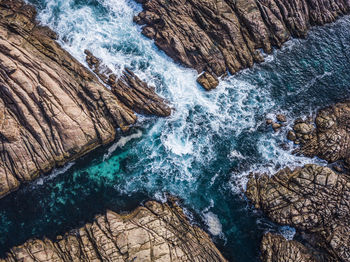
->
1, 0, 350, 260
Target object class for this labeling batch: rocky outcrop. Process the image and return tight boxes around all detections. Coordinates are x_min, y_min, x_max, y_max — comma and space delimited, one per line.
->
260, 233, 317, 262
0, 201, 227, 262
288, 101, 350, 168
134, 0, 350, 89
246, 164, 350, 262
84, 50, 171, 117
0, 0, 169, 198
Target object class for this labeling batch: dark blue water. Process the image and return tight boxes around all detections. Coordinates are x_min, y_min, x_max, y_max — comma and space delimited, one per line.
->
1, 0, 350, 261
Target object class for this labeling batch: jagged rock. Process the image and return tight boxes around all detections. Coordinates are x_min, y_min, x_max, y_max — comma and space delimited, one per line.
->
0, 0, 139, 198
290, 101, 350, 166
266, 118, 273, 125
287, 130, 297, 141
276, 114, 287, 123
85, 50, 171, 117
134, 0, 350, 89
272, 123, 282, 132
197, 72, 219, 90
246, 164, 350, 262
260, 233, 317, 262
0, 201, 227, 262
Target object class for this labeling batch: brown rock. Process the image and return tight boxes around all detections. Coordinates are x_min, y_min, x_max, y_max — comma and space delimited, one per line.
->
266, 118, 273, 125
276, 114, 287, 123
85, 50, 172, 117
272, 123, 282, 132
134, 0, 350, 89
246, 164, 350, 262
1, 201, 227, 262
0, 0, 139, 198
197, 72, 219, 91
260, 233, 317, 262
287, 131, 297, 141
292, 101, 350, 165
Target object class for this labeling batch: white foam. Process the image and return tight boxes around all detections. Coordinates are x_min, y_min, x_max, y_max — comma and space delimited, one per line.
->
35, 162, 75, 186
279, 226, 296, 240
204, 211, 223, 236
103, 130, 142, 161
229, 150, 245, 160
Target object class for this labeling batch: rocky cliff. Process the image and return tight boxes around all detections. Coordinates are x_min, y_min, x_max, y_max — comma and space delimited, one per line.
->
288, 101, 350, 169
260, 233, 317, 262
0, 0, 169, 198
134, 0, 350, 89
246, 164, 350, 261
0, 201, 227, 262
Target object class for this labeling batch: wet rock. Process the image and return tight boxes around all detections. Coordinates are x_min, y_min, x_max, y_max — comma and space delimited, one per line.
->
246, 164, 350, 262
197, 72, 219, 90
85, 50, 171, 117
272, 123, 282, 132
266, 118, 273, 125
291, 101, 350, 166
276, 114, 287, 123
333, 165, 343, 173
261, 233, 317, 262
0, 0, 139, 198
134, 0, 350, 89
1, 201, 227, 262
287, 130, 297, 141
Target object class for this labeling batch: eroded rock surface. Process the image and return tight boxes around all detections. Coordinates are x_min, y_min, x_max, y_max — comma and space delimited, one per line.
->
134, 0, 350, 89
246, 164, 350, 261
260, 233, 317, 262
85, 50, 171, 117
0, 0, 149, 198
1, 201, 227, 262
289, 101, 350, 167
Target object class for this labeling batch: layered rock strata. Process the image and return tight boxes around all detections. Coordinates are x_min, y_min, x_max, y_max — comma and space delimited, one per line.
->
288, 101, 350, 168
246, 164, 350, 261
134, 0, 350, 89
0, 201, 227, 262
0, 0, 168, 198
85, 50, 171, 117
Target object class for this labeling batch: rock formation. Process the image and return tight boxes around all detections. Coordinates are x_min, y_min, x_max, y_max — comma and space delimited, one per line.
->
85, 50, 171, 117
288, 101, 350, 168
0, 201, 227, 262
134, 0, 350, 89
0, 0, 169, 198
260, 233, 317, 262
246, 164, 350, 262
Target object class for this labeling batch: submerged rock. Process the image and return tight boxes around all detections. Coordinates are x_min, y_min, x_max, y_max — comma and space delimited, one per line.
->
85, 50, 171, 117
0, 201, 227, 262
290, 101, 350, 167
246, 164, 350, 262
134, 0, 350, 89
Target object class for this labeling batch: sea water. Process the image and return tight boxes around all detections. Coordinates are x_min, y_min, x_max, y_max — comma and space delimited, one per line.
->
1, 0, 350, 261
